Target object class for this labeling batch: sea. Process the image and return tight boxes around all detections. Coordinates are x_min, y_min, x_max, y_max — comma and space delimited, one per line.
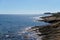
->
0, 14, 51, 40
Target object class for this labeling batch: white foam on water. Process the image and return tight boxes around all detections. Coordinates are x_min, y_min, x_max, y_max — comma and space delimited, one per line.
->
17, 26, 42, 40
33, 17, 39, 19
32, 16, 44, 22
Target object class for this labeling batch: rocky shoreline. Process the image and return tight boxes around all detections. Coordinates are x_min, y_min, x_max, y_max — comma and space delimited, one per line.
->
0, 12, 60, 40
28, 12, 60, 40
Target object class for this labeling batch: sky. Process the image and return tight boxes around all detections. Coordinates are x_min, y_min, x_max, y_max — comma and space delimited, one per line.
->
0, 0, 60, 14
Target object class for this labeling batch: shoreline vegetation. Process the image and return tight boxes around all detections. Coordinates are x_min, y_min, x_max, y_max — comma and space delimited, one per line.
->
29, 12, 60, 40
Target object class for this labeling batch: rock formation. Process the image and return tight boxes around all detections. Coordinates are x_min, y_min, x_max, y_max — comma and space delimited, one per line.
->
29, 12, 60, 40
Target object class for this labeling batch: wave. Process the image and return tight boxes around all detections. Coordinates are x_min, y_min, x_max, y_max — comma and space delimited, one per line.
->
17, 26, 42, 40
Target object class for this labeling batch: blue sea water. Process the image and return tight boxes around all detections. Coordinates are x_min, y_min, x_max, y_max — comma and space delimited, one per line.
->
0, 14, 50, 40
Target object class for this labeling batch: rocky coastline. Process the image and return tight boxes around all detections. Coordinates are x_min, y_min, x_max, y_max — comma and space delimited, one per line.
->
29, 12, 60, 40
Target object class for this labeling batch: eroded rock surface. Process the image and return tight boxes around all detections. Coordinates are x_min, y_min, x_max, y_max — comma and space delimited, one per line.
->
30, 13, 60, 40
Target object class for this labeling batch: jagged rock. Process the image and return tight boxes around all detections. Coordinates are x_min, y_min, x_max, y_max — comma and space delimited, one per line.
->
38, 13, 60, 23
29, 22, 60, 40
30, 13, 60, 40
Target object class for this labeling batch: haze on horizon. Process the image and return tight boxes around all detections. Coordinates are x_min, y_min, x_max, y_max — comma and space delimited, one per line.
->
0, 0, 60, 14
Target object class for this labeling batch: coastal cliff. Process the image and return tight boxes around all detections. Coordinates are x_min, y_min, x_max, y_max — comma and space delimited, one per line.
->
29, 12, 60, 40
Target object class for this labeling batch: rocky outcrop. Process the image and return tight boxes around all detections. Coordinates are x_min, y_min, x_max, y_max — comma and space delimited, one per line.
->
30, 23, 60, 40
30, 12, 60, 40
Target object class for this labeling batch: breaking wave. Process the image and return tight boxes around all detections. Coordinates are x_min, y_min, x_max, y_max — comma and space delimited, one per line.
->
17, 26, 42, 40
